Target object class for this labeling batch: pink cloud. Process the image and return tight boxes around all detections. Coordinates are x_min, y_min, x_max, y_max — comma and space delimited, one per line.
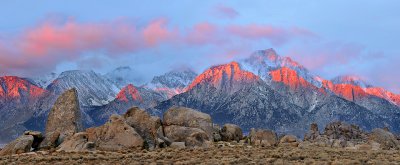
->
185, 22, 219, 45
0, 17, 314, 76
214, 5, 239, 19
0, 19, 167, 76
142, 19, 176, 46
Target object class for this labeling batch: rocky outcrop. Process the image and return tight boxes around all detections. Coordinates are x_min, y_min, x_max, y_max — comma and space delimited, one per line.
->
162, 107, 214, 148
123, 107, 162, 149
163, 106, 214, 137
279, 135, 299, 147
304, 123, 320, 142
23, 131, 43, 150
40, 88, 82, 149
163, 125, 210, 148
86, 115, 144, 151
323, 121, 367, 141
57, 132, 95, 152
220, 124, 243, 142
369, 128, 400, 150
249, 128, 278, 146
0, 135, 34, 156
302, 122, 371, 149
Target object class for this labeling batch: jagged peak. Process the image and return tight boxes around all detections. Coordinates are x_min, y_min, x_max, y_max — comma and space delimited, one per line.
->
116, 84, 142, 102
187, 61, 259, 91
0, 76, 47, 99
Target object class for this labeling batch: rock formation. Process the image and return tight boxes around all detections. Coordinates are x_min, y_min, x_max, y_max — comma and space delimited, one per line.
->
163, 106, 214, 137
323, 121, 367, 141
40, 88, 82, 149
304, 123, 320, 142
279, 135, 299, 147
249, 128, 278, 146
220, 124, 243, 142
23, 131, 43, 150
123, 107, 162, 149
321, 122, 367, 148
86, 115, 144, 151
163, 125, 210, 148
57, 132, 95, 152
0, 135, 34, 156
162, 107, 213, 148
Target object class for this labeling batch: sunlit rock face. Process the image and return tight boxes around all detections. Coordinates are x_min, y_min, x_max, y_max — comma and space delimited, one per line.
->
327, 75, 400, 109
317, 75, 400, 121
187, 61, 259, 93
116, 84, 143, 102
0, 76, 47, 103
364, 87, 400, 107
0, 76, 49, 143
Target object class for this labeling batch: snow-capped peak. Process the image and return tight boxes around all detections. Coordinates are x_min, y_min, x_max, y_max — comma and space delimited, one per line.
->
144, 68, 197, 98
239, 48, 322, 87
47, 70, 119, 106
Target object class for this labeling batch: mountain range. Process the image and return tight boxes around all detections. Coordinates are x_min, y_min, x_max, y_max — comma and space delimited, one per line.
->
1, 48, 399, 143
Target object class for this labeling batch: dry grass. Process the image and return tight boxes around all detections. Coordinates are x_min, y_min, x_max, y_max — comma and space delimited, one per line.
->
1, 143, 400, 165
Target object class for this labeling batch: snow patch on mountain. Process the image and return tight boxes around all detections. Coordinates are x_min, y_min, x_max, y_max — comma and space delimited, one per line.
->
47, 70, 119, 106
144, 68, 197, 98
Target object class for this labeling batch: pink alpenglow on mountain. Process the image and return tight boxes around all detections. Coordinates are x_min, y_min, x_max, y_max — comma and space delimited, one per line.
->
187, 62, 259, 91
116, 84, 143, 102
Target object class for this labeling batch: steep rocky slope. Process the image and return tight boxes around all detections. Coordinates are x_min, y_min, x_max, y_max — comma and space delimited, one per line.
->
0, 76, 48, 143
47, 70, 119, 107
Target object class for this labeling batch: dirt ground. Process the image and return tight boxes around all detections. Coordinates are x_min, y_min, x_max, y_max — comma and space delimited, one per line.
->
1, 145, 400, 165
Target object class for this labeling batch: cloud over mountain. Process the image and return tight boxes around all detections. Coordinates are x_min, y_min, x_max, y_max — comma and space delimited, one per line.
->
0, 17, 313, 77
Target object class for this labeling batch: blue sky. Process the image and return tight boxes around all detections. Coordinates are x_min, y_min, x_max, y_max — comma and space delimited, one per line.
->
0, 0, 399, 93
